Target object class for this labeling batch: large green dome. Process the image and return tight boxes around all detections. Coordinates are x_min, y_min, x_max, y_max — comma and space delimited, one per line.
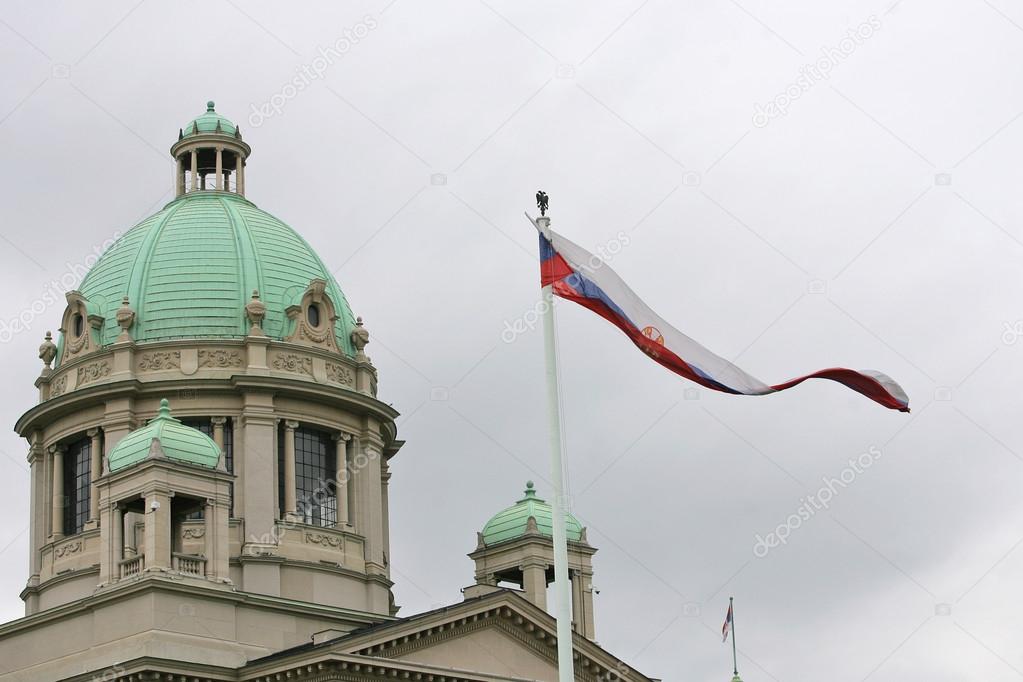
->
481, 482, 584, 545
107, 399, 221, 472
69, 191, 355, 355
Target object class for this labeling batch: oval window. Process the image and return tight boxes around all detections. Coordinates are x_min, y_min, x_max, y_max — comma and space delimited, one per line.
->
72, 313, 84, 337
307, 304, 321, 327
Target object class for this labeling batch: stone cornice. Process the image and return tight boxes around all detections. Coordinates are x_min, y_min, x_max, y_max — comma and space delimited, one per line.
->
0, 575, 391, 641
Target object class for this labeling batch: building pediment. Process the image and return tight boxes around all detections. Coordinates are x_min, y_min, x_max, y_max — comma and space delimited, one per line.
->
244, 590, 653, 682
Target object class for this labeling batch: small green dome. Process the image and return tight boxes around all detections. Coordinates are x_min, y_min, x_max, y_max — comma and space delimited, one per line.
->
481, 481, 583, 545
65, 191, 355, 356
182, 100, 237, 137
107, 399, 221, 472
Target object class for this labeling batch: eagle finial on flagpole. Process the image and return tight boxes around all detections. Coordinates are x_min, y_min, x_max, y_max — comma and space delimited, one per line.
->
536, 190, 549, 216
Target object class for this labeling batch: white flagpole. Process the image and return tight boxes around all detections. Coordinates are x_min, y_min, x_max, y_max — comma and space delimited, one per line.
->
537, 212, 576, 682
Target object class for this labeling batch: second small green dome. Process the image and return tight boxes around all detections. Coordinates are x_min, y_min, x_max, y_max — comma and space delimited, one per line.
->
107, 399, 221, 472
481, 481, 583, 545
182, 100, 237, 137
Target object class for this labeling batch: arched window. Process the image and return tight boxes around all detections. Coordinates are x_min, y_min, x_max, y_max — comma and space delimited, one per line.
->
63, 437, 91, 535
278, 424, 336, 527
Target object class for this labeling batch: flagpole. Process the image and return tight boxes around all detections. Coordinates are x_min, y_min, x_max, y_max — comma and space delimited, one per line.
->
730, 596, 738, 676
538, 212, 576, 682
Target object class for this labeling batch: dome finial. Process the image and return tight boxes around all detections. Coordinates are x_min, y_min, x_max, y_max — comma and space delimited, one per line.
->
523, 480, 537, 498
207, 100, 215, 112
158, 398, 171, 417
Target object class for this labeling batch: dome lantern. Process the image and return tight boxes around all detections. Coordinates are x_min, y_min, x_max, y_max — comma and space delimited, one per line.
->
467, 481, 598, 640
170, 101, 251, 197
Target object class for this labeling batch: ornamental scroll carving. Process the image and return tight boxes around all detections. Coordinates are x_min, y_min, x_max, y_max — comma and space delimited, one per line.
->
138, 351, 180, 371
77, 361, 110, 386
325, 362, 354, 386
50, 374, 68, 397
182, 527, 206, 539
271, 352, 313, 377
198, 349, 243, 368
304, 532, 343, 550
283, 279, 342, 353
55, 540, 83, 558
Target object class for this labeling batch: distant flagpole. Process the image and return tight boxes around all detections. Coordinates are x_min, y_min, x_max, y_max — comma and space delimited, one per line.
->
729, 597, 738, 677
537, 200, 576, 682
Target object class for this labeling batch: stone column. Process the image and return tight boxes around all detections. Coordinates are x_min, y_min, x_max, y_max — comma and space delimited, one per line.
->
87, 428, 102, 526
570, 569, 596, 639
283, 420, 298, 520
144, 491, 171, 571
49, 444, 65, 539
110, 503, 123, 580
333, 432, 351, 526
26, 433, 45, 613
381, 458, 391, 571
189, 149, 198, 191
215, 146, 223, 190
175, 155, 185, 196
236, 155, 244, 195
522, 560, 548, 610
211, 417, 226, 451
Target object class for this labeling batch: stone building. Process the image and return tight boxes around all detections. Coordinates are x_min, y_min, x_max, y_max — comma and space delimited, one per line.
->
0, 102, 657, 682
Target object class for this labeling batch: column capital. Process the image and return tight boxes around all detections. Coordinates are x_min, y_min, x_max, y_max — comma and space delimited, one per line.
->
284, 420, 299, 430
210, 416, 228, 427
86, 427, 102, 438
48, 443, 66, 455
332, 431, 352, 442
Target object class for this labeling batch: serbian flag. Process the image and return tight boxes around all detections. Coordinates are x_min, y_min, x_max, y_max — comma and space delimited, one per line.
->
533, 218, 910, 412
722, 603, 733, 642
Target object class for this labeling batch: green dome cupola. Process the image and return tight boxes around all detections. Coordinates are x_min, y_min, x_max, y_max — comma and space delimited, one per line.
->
107, 399, 221, 472
56, 102, 357, 360
480, 481, 584, 545
181, 100, 238, 138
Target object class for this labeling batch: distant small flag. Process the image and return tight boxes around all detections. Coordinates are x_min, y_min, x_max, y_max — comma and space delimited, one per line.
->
722, 603, 733, 642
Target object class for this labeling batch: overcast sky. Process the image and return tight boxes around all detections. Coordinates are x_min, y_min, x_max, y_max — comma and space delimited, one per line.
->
1, 1, 1022, 680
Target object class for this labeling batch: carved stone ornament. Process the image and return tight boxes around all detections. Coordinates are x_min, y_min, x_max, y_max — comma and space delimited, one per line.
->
58, 291, 104, 363
305, 532, 342, 549
350, 316, 369, 359
183, 527, 206, 539
49, 373, 68, 397
325, 362, 354, 386
138, 351, 181, 371
55, 540, 83, 558
245, 289, 267, 336
115, 296, 135, 342
77, 360, 110, 386
198, 349, 243, 368
271, 352, 313, 376
283, 279, 341, 353
38, 331, 57, 369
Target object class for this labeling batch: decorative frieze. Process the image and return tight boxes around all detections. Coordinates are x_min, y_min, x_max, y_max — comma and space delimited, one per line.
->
304, 532, 343, 550
271, 352, 313, 377
182, 527, 206, 539
49, 374, 68, 398
325, 362, 355, 387
77, 360, 110, 386
198, 349, 243, 368
54, 540, 83, 559
138, 350, 180, 371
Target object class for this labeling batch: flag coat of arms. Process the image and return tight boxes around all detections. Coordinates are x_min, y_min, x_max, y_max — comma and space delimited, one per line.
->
722, 603, 733, 642
534, 219, 910, 412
